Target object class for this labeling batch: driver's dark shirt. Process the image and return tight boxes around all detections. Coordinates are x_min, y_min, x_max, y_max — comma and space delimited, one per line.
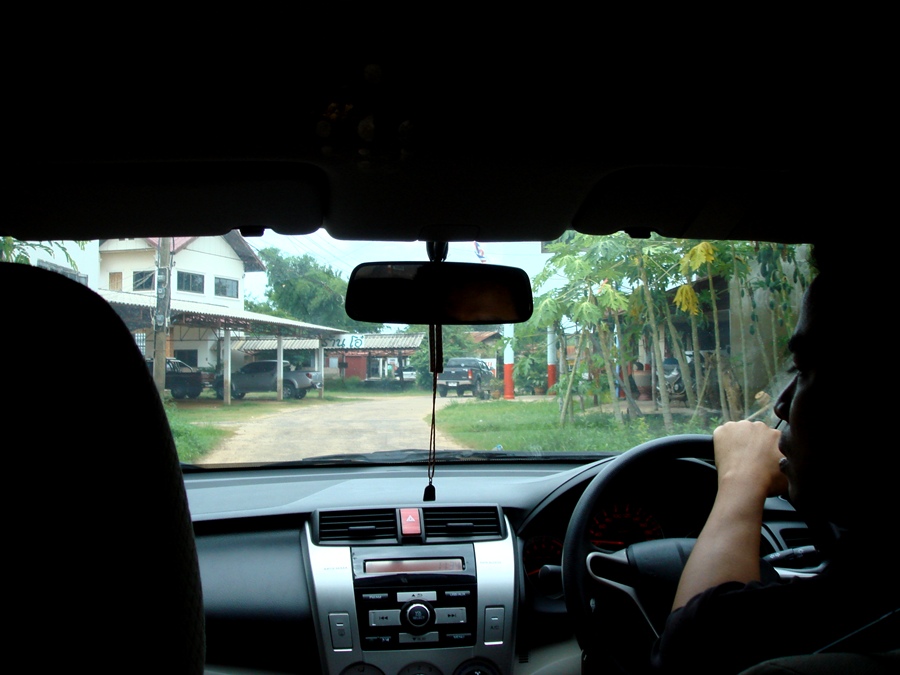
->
650, 549, 900, 674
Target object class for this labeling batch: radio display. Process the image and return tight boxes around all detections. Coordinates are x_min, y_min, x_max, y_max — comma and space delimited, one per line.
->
364, 557, 464, 573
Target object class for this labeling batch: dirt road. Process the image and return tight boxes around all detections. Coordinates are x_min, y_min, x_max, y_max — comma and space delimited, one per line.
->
197, 394, 468, 464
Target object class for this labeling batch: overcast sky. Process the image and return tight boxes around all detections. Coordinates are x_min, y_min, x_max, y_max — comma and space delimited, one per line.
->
242, 229, 555, 303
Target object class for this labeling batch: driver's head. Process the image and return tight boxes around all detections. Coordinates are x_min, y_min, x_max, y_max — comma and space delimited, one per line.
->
774, 243, 895, 531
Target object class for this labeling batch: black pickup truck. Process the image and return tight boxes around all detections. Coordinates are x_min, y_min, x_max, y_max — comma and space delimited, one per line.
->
437, 357, 494, 399
145, 358, 206, 399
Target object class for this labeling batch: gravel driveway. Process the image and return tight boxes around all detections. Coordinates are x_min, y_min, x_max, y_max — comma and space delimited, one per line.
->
197, 394, 468, 464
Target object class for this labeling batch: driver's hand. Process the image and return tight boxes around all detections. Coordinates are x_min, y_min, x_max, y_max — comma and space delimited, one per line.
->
672, 420, 789, 611
713, 420, 788, 498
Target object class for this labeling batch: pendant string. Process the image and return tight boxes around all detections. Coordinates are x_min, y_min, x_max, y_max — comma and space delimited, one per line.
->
424, 323, 442, 501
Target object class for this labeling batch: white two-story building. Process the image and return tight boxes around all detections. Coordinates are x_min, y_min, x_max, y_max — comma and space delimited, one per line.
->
96, 233, 343, 374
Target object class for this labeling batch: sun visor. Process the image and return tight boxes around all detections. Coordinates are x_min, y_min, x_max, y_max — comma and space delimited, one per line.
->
572, 166, 826, 245
8, 161, 327, 241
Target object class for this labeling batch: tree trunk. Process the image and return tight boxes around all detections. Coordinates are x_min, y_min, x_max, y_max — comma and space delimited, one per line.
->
690, 313, 702, 404
731, 249, 751, 415
560, 329, 587, 426
662, 297, 697, 409
706, 262, 731, 420
638, 249, 674, 433
751, 315, 775, 384
612, 310, 644, 420
592, 323, 625, 427
714, 352, 744, 419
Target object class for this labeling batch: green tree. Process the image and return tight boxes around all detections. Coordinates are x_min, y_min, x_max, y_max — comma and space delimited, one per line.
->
243, 297, 293, 319
630, 238, 677, 432
1, 237, 85, 266
675, 241, 733, 418
511, 326, 548, 394
257, 247, 382, 332
533, 231, 636, 426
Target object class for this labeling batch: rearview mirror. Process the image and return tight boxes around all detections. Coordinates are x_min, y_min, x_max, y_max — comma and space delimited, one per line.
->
345, 262, 533, 325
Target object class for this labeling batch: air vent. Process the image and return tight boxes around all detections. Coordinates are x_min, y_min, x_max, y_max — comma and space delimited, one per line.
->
317, 509, 398, 543
423, 506, 503, 540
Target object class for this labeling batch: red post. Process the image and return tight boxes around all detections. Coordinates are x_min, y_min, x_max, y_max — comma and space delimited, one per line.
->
503, 323, 515, 399
547, 326, 558, 389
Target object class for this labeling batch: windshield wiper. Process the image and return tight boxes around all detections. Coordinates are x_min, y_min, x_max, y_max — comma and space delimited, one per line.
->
180, 449, 613, 472
300, 449, 430, 464
300, 448, 611, 465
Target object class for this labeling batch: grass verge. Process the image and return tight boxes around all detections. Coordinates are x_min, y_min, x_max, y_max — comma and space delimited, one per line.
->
435, 399, 720, 454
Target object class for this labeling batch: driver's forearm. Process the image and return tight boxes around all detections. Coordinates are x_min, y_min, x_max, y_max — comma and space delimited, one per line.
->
672, 477, 767, 610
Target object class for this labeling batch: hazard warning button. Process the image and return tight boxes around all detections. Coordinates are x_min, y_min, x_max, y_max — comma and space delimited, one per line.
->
399, 508, 421, 536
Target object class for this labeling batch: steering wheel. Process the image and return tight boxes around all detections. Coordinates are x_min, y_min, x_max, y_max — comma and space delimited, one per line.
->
562, 434, 715, 674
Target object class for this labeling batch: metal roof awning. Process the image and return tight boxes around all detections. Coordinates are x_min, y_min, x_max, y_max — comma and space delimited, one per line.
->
321, 333, 426, 351
232, 337, 319, 351
230, 332, 426, 356
98, 289, 345, 337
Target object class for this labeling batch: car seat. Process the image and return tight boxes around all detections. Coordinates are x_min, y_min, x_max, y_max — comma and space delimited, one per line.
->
737, 650, 899, 674
1, 261, 205, 672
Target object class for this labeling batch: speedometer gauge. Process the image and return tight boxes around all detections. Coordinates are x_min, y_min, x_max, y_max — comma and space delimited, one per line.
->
522, 535, 564, 579
588, 504, 664, 550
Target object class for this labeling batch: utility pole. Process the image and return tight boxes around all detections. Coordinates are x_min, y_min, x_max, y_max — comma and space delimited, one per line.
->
152, 237, 172, 396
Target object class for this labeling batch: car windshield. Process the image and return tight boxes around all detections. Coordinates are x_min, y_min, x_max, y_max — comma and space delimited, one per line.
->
9, 231, 807, 467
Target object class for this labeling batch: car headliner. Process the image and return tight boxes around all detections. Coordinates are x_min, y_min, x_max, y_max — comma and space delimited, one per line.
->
8, 34, 864, 249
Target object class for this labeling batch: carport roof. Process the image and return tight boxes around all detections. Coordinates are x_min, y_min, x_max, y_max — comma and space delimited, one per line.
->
99, 289, 345, 337
232, 332, 426, 352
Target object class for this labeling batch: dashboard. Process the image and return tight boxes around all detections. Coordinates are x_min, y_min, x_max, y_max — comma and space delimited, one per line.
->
186, 455, 816, 675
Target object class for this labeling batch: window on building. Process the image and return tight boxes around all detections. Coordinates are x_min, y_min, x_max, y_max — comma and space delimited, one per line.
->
215, 277, 239, 298
132, 332, 146, 354
177, 271, 204, 294
109, 271, 122, 290
133, 270, 155, 291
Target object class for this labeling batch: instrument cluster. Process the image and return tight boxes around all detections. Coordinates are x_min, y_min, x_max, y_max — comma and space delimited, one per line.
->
520, 457, 718, 594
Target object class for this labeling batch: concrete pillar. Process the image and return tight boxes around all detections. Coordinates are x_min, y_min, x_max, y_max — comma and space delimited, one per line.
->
547, 325, 558, 389
503, 323, 515, 399
318, 341, 325, 398
276, 335, 284, 399
223, 328, 232, 404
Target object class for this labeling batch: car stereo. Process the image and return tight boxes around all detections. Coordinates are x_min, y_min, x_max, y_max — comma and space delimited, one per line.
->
304, 517, 516, 675
352, 544, 479, 651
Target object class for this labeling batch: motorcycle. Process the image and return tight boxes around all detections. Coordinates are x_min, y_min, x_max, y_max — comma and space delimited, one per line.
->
655, 351, 717, 405
657, 359, 688, 402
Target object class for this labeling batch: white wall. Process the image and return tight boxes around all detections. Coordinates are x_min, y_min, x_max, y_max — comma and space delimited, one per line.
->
170, 238, 246, 312
98, 240, 156, 292
99, 236, 254, 368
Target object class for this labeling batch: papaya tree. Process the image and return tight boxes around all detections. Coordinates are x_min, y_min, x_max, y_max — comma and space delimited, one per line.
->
532, 231, 633, 426
628, 237, 676, 433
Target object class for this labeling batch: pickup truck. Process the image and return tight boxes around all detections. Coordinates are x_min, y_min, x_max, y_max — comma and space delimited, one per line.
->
145, 358, 206, 399
213, 360, 319, 400
437, 357, 493, 399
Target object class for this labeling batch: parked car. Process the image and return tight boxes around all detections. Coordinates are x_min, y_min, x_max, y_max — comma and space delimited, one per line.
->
145, 357, 205, 399
213, 360, 318, 400
6, 28, 886, 675
437, 357, 494, 398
